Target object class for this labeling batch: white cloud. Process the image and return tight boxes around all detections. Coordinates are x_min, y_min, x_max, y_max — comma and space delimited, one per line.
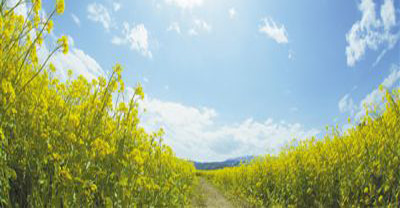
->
361, 66, 400, 107
165, 0, 203, 10
345, 0, 399, 67
259, 17, 289, 44
138, 97, 319, 161
71, 14, 81, 27
338, 94, 357, 116
112, 23, 153, 58
339, 65, 400, 120
40, 34, 320, 162
19, 2, 103, 82
188, 28, 198, 36
111, 36, 123, 45
51, 48, 104, 81
167, 22, 181, 34
229, 8, 236, 19
37, 35, 104, 81
113, 2, 122, 12
87, 3, 113, 31
6, 0, 27, 17
53, 37, 103, 81
360, 68, 400, 112
381, 0, 396, 30
194, 19, 212, 31
188, 19, 212, 36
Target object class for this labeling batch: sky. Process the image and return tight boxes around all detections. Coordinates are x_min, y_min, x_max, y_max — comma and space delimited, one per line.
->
9, 0, 400, 162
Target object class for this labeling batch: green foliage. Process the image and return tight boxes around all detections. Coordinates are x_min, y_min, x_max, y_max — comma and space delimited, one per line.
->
0, 0, 196, 207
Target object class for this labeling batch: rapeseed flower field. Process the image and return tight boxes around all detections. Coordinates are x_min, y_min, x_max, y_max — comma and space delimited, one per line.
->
201, 87, 400, 207
0, 1, 196, 206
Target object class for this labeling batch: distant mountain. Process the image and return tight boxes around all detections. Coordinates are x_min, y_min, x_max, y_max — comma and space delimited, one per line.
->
194, 156, 254, 170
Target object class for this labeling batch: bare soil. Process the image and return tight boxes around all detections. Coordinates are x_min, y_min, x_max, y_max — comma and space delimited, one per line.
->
190, 177, 235, 208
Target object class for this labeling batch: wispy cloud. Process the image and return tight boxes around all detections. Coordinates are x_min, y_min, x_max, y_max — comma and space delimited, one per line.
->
358, 66, 400, 114
339, 65, 400, 120
188, 19, 212, 36
87, 3, 113, 31
288, 49, 294, 60
259, 17, 289, 44
113, 2, 121, 12
112, 23, 153, 58
71, 13, 81, 27
338, 94, 356, 116
167, 22, 181, 34
345, 0, 399, 67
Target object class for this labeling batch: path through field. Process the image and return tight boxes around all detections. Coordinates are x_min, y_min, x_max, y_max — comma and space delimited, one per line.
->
191, 177, 235, 208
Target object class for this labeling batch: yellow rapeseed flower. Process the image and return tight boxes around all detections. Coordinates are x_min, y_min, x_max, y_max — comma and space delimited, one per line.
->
33, 0, 41, 14
57, 35, 69, 54
135, 83, 145, 100
379, 195, 383, 203
90, 184, 97, 192
47, 20, 54, 33
60, 168, 72, 180
363, 187, 369, 194
56, 0, 65, 14
49, 63, 56, 73
33, 14, 40, 28
0, 128, 4, 141
379, 84, 384, 92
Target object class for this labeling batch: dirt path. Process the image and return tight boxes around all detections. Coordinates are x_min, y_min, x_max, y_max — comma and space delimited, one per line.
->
191, 177, 235, 208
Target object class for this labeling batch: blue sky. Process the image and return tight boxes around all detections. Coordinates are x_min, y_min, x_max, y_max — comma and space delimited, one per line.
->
31, 0, 400, 161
